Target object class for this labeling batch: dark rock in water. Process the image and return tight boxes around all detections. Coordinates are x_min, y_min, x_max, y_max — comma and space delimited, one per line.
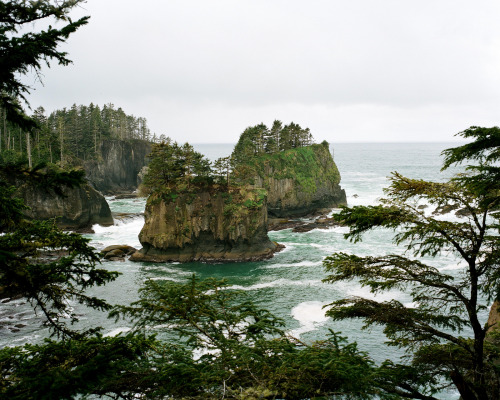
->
17, 181, 113, 231
112, 212, 144, 224
268, 218, 303, 231
113, 193, 141, 199
269, 215, 342, 233
455, 208, 472, 217
100, 245, 138, 261
131, 189, 282, 263
292, 216, 341, 232
84, 139, 151, 195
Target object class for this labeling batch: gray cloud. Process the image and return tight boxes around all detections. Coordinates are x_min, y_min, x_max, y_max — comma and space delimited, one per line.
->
25, 0, 500, 142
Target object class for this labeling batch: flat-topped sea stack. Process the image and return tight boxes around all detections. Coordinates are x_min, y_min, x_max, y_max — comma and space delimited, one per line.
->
131, 188, 278, 262
130, 141, 280, 263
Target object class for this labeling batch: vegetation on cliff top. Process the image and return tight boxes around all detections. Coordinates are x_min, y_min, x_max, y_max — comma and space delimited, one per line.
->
0, 102, 155, 169
0, 0, 155, 168
238, 142, 341, 194
141, 121, 336, 199
228, 122, 340, 195
231, 120, 314, 164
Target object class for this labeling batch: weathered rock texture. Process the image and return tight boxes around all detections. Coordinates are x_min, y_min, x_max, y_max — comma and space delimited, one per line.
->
84, 139, 151, 194
17, 182, 113, 230
487, 301, 500, 334
248, 143, 346, 218
131, 188, 279, 263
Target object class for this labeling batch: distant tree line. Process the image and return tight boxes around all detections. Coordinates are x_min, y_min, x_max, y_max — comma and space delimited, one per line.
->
232, 120, 314, 165
0, 103, 155, 167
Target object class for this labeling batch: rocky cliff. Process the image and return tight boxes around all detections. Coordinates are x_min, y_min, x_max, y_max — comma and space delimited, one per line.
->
17, 182, 113, 231
246, 143, 346, 218
131, 188, 279, 262
84, 139, 151, 194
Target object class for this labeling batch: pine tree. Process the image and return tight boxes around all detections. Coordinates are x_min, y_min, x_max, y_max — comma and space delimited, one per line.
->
0, 0, 89, 130
324, 129, 500, 399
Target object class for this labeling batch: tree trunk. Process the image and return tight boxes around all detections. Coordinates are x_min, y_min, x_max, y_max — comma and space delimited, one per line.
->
26, 132, 32, 168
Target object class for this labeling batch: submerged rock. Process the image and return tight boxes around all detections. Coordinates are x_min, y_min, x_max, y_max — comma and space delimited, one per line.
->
131, 188, 281, 263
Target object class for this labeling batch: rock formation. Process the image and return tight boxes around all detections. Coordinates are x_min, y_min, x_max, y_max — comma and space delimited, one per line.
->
17, 181, 113, 231
84, 139, 151, 194
246, 143, 346, 217
487, 301, 500, 334
131, 188, 280, 263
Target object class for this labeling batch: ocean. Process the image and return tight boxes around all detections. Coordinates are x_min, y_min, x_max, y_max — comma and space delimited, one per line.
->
0, 142, 472, 397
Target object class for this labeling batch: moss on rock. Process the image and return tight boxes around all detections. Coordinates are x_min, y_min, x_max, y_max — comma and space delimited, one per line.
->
240, 144, 346, 217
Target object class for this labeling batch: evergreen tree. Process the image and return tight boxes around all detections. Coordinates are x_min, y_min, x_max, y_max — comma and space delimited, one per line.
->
112, 276, 379, 399
323, 129, 500, 399
0, 0, 89, 130
142, 140, 212, 195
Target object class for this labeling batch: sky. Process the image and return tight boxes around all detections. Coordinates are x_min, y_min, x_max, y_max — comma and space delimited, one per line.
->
22, 0, 500, 143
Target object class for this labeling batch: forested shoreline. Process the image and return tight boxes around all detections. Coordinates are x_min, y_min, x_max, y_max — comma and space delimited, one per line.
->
0, 103, 155, 167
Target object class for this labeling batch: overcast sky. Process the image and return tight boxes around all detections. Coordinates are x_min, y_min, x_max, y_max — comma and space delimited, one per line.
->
23, 0, 500, 143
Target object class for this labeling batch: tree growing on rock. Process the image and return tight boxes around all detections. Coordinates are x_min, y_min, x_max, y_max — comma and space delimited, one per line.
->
141, 140, 213, 195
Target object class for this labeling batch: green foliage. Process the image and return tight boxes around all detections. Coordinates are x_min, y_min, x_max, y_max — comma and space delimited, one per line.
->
324, 142, 500, 399
0, 219, 120, 338
231, 120, 314, 166
442, 126, 500, 209
0, 0, 89, 130
1, 102, 154, 168
442, 126, 500, 168
0, 159, 159, 399
0, 180, 26, 230
233, 144, 340, 197
0, 334, 156, 400
112, 276, 379, 399
142, 140, 213, 198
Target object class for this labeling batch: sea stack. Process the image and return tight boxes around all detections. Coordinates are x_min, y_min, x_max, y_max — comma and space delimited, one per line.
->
130, 187, 279, 262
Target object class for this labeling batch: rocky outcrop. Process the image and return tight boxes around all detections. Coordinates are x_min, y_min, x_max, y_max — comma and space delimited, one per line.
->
131, 188, 280, 263
84, 139, 151, 194
17, 182, 113, 231
487, 301, 500, 334
100, 245, 138, 261
268, 214, 343, 233
248, 143, 346, 218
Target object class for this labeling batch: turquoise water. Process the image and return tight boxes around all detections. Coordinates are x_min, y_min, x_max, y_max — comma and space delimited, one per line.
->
0, 142, 474, 397
86, 142, 469, 360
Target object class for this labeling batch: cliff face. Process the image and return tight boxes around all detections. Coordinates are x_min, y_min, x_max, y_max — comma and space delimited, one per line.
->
84, 139, 151, 194
249, 143, 346, 218
17, 182, 113, 230
487, 301, 499, 335
131, 188, 278, 262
